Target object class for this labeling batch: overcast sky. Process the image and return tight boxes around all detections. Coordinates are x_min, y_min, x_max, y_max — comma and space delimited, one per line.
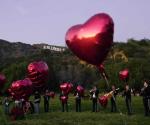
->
0, 0, 149, 46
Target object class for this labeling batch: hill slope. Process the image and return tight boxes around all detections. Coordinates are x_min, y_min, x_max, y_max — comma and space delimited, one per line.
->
0, 38, 150, 91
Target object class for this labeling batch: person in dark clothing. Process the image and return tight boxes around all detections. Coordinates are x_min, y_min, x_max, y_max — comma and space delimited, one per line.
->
90, 86, 99, 112
141, 80, 150, 116
110, 85, 118, 112
43, 89, 50, 112
74, 90, 82, 112
123, 84, 132, 115
60, 91, 68, 112
34, 91, 41, 114
3, 96, 10, 115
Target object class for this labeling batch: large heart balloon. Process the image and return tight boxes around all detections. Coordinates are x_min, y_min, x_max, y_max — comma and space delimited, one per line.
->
10, 78, 32, 100
0, 74, 6, 92
119, 69, 129, 81
66, 13, 114, 65
27, 61, 49, 91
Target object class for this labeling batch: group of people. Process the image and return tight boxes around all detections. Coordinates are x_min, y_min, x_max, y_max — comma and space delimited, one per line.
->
2, 80, 150, 117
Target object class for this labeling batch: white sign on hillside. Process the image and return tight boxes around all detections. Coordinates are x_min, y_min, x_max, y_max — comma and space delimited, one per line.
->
43, 45, 66, 52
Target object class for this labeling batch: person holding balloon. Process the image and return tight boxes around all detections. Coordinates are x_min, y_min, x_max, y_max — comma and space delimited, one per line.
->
34, 91, 41, 114
110, 85, 118, 112
60, 91, 68, 112
43, 89, 50, 112
122, 84, 132, 115
74, 85, 84, 112
2, 96, 10, 115
90, 86, 99, 112
74, 91, 81, 112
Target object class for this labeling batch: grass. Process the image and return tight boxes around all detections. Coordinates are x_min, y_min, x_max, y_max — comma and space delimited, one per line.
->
0, 95, 150, 125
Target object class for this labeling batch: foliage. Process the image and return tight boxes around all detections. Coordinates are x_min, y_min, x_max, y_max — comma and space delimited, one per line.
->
0, 39, 150, 91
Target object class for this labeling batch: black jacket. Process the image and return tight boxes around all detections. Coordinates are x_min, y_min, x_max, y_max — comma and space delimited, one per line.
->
43, 95, 50, 103
74, 91, 82, 99
90, 89, 99, 99
141, 85, 150, 99
123, 89, 131, 100
111, 90, 118, 101
34, 93, 41, 103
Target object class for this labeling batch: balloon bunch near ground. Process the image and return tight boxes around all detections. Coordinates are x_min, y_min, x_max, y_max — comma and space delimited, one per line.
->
6, 61, 49, 100
9, 78, 32, 100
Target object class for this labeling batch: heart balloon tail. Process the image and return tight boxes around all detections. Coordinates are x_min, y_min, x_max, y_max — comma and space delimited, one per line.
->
103, 73, 110, 89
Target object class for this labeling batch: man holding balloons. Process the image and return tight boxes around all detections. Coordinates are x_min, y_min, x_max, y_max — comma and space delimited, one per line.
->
90, 86, 99, 112
123, 84, 132, 115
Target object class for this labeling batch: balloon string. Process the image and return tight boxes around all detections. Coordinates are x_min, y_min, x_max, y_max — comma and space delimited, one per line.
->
102, 73, 110, 89
102, 73, 127, 125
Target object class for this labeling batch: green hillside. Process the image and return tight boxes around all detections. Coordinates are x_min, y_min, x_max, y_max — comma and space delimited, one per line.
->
0, 38, 150, 92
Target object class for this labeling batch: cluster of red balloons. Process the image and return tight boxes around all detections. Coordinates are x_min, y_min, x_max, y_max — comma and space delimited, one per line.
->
27, 61, 49, 91
9, 78, 32, 100
8, 61, 49, 100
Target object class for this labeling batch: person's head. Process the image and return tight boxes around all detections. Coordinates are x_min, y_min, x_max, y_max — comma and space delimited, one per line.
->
35, 91, 39, 94
111, 85, 116, 90
45, 89, 49, 93
144, 80, 149, 87
125, 84, 129, 90
93, 85, 97, 90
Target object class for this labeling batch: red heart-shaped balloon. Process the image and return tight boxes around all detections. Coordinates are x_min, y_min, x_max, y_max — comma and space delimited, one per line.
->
66, 13, 114, 65
99, 95, 108, 108
119, 69, 129, 81
60, 96, 68, 103
60, 82, 73, 95
77, 85, 84, 96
